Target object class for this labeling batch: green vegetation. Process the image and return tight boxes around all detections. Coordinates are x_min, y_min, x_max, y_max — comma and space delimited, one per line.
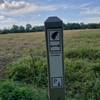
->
0, 29, 100, 100
0, 23, 100, 34
0, 80, 48, 100
5, 56, 47, 87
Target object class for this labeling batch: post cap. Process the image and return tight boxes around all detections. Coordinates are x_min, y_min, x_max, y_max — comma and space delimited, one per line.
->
45, 16, 63, 29
45, 16, 62, 23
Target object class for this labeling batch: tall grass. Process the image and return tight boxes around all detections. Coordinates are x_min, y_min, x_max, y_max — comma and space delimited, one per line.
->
0, 30, 100, 99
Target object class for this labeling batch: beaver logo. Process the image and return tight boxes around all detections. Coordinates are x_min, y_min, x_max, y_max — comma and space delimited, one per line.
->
51, 32, 58, 40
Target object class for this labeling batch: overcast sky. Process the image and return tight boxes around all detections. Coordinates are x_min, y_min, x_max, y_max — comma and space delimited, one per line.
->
0, 0, 100, 29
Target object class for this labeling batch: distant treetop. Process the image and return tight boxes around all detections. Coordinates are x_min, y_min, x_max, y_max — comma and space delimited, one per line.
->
0, 23, 100, 34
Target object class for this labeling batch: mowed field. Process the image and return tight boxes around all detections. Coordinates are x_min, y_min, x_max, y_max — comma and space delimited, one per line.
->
0, 29, 100, 99
0, 29, 100, 70
0, 31, 44, 71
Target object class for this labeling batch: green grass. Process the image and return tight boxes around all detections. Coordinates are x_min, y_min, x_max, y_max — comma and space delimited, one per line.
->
0, 80, 48, 100
0, 29, 100, 100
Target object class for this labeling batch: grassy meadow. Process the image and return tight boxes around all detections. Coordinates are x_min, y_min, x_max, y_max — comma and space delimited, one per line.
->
0, 29, 100, 100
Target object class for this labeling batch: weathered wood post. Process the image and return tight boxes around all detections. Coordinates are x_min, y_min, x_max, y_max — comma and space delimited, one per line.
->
45, 16, 65, 100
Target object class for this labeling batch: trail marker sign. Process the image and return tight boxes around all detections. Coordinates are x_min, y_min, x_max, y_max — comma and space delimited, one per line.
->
45, 17, 65, 100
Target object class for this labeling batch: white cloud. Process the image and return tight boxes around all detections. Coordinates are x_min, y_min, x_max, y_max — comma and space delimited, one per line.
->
83, 17, 100, 23
81, 7, 100, 15
63, 17, 100, 24
1, 1, 97, 18
66, 2, 100, 15
0, 0, 4, 4
0, 17, 17, 29
0, 0, 30, 10
0, 0, 58, 17
0, 0, 58, 28
2, 4, 57, 17
0, 15, 5, 20
79, 2, 93, 8
0, 1, 100, 29
62, 2, 93, 10
62, 2, 100, 16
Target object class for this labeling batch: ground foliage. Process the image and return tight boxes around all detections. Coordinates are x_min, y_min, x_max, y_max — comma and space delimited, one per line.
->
0, 30, 100, 100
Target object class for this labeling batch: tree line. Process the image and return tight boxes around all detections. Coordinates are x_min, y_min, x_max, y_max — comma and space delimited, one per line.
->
0, 24, 44, 34
0, 23, 100, 34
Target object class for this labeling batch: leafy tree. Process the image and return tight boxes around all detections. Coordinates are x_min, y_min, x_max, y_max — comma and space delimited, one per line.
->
1, 28, 10, 34
19, 25, 25, 33
10, 25, 19, 33
1, 23, 100, 34
26, 24, 32, 32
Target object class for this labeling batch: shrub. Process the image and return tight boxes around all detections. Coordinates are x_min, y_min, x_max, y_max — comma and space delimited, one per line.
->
3, 47, 100, 99
65, 48, 100, 60
0, 80, 48, 100
5, 56, 48, 87
64, 58, 100, 99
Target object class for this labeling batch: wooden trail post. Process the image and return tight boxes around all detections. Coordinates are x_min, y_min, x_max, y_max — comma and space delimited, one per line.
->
45, 17, 65, 100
